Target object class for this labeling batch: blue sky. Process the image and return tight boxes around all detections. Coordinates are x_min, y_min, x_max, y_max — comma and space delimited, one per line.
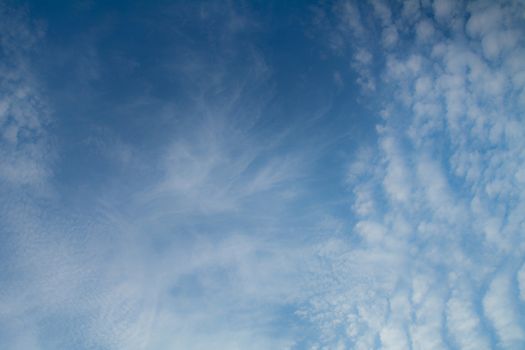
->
1, 0, 525, 349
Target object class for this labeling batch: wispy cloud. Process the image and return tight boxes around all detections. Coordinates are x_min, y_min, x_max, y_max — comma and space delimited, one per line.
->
0, 3, 52, 187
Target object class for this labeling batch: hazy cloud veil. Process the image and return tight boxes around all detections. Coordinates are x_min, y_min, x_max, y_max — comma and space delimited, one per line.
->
0, 0, 524, 349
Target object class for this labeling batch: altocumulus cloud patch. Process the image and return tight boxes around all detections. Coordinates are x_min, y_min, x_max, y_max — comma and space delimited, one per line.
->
0, 1, 524, 349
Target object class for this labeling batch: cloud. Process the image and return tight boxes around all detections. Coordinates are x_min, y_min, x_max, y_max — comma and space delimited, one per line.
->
149, 124, 302, 215
446, 292, 491, 350
0, 2, 52, 187
137, 54, 305, 218
483, 272, 525, 348
415, 19, 436, 43
321, 0, 378, 91
0, 2, 314, 349
296, 0, 525, 348
1, 1, 524, 349
433, 0, 456, 21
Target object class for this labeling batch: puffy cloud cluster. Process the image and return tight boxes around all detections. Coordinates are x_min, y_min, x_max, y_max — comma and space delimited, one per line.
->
299, 0, 525, 349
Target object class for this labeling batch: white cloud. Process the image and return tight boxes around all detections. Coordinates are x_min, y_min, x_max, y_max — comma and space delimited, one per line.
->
325, 0, 379, 91
410, 292, 446, 349
446, 292, 491, 350
355, 220, 386, 244
483, 273, 525, 348
297, 0, 525, 348
416, 19, 435, 43
380, 323, 409, 350
380, 136, 411, 203
432, 0, 455, 21
401, 0, 422, 22
142, 115, 303, 216
370, 0, 392, 26
339, 1, 365, 38
466, 3, 504, 38
382, 25, 399, 48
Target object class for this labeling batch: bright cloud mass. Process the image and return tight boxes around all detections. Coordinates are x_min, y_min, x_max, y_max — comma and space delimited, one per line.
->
1, 0, 525, 349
